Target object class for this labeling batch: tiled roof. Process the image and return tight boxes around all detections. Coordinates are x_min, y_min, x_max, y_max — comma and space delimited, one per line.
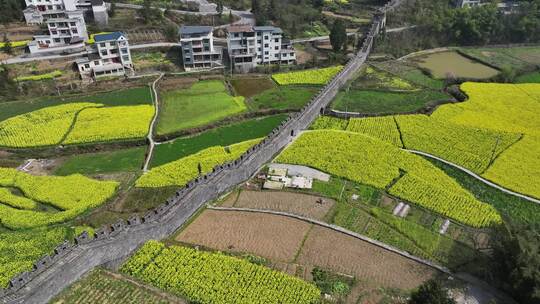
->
180, 26, 213, 35
94, 31, 125, 42
253, 26, 283, 33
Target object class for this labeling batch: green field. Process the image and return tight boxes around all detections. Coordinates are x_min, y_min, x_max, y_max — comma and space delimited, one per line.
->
151, 115, 286, 167
51, 269, 180, 304
249, 86, 318, 111
459, 46, 540, 71
55, 147, 146, 175
0, 87, 152, 122
372, 61, 446, 90
156, 81, 247, 135
515, 71, 540, 83
332, 90, 449, 114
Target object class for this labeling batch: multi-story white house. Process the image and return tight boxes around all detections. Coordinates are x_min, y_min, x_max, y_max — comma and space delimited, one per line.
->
27, 9, 88, 54
23, 0, 108, 25
76, 31, 133, 79
179, 26, 223, 71
227, 25, 296, 72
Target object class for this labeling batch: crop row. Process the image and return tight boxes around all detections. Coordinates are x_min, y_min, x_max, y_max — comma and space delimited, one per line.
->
14, 70, 63, 82
121, 241, 321, 304
136, 138, 261, 188
347, 116, 402, 147
276, 130, 502, 227
272, 66, 343, 85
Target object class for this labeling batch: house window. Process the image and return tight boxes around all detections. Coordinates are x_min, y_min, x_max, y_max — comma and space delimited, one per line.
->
71, 28, 78, 34
290, 52, 294, 56
121, 48, 128, 54
264, 36, 269, 40
109, 42, 115, 46
257, 47, 261, 51
274, 46, 278, 50
51, 30, 57, 35
274, 38, 278, 42
54, 38, 60, 43
110, 49, 118, 54
84, 64, 90, 68
70, 22, 76, 26
257, 55, 262, 59
122, 55, 130, 61
94, 60, 100, 65
274, 54, 279, 58
264, 44, 268, 47
100, 43, 106, 47
101, 50, 108, 56
264, 51, 268, 55
204, 46, 209, 51
234, 33, 239, 37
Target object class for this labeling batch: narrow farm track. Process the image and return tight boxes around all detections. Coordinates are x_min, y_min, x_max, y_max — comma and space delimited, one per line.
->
406, 149, 540, 204
143, 73, 164, 172
207, 206, 451, 274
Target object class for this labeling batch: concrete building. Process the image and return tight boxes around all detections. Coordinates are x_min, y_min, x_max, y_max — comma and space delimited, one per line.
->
179, 26, 223, 71
227, 25, 296, 73
27, 9, 88, 54
76, 31, 133, 79
23, 0, 108, 25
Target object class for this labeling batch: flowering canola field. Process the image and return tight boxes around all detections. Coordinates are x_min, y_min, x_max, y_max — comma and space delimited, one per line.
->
0, 167, 118, 229
272, 66, 343, 85
276, 130, 501, 227
121, 241, 321, 304
136, 139, 261, 187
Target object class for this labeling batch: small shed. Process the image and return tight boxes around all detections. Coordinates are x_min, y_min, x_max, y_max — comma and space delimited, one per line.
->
263, 180, 285, 190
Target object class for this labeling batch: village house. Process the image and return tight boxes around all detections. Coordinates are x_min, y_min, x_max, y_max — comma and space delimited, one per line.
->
75, 31, 133, 80
227, 25, 296, 73
179, 26, 223, 71
23, 0, 108, 26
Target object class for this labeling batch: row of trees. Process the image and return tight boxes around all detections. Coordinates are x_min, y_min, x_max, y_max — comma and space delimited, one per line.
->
0, 0, 24, 24
251, 0, 323, 36
387, 0, 540, 47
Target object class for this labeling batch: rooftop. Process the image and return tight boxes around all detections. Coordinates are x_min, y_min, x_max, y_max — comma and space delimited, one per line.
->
94, 31, 125, 42
228, 25, 254, 33
253, 26, 283, 33
180, 26, 213, 35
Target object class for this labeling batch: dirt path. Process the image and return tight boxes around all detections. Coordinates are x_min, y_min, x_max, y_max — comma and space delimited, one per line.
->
142, 73, 164, 172
405, 149, 540, 204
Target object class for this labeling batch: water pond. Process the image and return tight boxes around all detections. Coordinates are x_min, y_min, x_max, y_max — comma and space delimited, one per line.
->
414, 51, 499, 79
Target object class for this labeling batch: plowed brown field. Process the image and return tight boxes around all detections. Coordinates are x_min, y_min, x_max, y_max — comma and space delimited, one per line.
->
230, 190, 335, 220
176, 210, 311, 262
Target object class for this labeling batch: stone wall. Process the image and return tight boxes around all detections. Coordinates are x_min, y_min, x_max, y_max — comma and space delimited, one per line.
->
0, 4, 393, 303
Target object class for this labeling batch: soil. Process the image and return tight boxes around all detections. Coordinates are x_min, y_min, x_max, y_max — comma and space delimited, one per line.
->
176, 210, 312, 262
158, 77, 198, 92
21, 159, 61, 175
218, 191, 239, 207
296, 225, 437, 290
233, 190, 335, 220
229, 77, 275, 98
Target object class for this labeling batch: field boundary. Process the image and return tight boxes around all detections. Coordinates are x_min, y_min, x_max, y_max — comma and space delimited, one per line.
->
143, 73, 164, 172
406, 149, 540, 204
207, 206, 451, 274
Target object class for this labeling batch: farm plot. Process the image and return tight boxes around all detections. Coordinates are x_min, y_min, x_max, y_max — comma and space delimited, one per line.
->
156, 80, 247, 135
0, 103, 97, 148
230, 190, 335, 220
176, 210, 311, 262
310, 116, 348, 130
51, 269, 185, 304
353, 66, 416, 91
136, 139, 260, 187
249, 86, 318, 111
54, 147, 146, 175
63, 105, 154, 144
347, 116, 402, 147
331, 89, 449, 114
458, 47, 540, 71
296, 225, 436, 290
276, 130, 501, 227
413, 51, 499, 79
122, 240, 321, 304
272, 66, 343, 85
0, 167, 118, 229
230, 77, 276, 97
432, 82, 540, 198
151, 115, 286, 167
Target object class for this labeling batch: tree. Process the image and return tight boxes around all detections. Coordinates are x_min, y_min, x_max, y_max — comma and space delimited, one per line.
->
2, 34, 12, 54
408, 280, 455, 304
140, 0, 162, 24
491, 222, 540, 304
329, 19, 346, 52
216, 0, 224, 17
0, 0, 24, 24
251, 0, 267, 25
0, 65, 16, 100
109, 0, 116, 17
228, 10, 234, 24
163, 23, 178, 42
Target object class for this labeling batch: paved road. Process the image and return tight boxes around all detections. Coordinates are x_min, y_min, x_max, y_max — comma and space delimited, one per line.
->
406, 149, 540, 204
386, 25, 417, 33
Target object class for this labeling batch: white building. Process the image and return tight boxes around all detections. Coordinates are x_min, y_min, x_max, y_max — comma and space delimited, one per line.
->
23, 0, 108, 26
76, 32, 133, 79
179, 26, 223, 71
227, 25, 296, 73
27, 9, 88, 54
